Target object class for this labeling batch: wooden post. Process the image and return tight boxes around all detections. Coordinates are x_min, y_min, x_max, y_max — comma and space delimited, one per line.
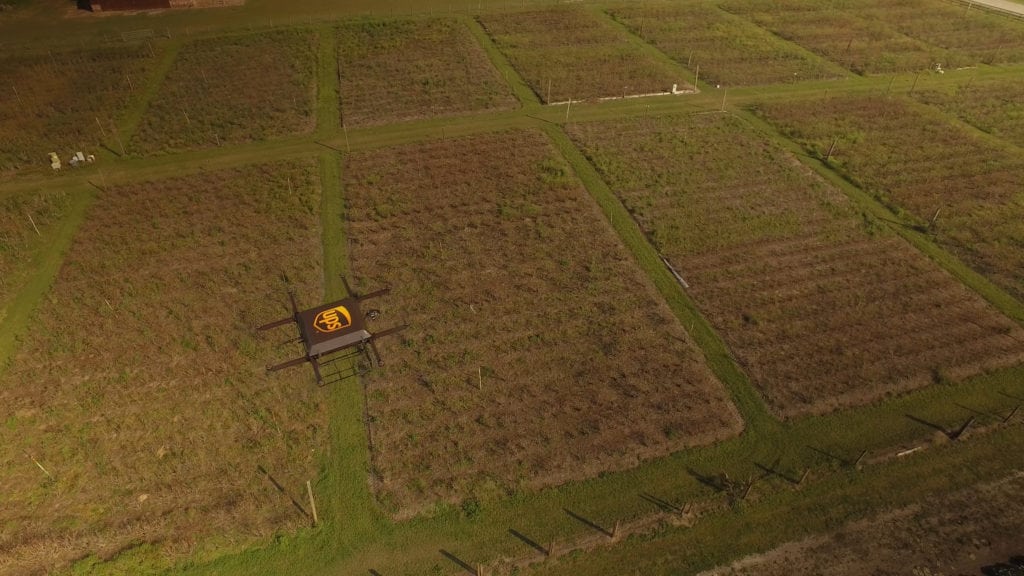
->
125, 74, 134, 92
853, 449, 867, 468
1003, 405, 1020, 424
96, 116, 108, 140
183, 110, 191, 126
11, 85, 22, 106
612, 520, 620, 539
343, 122, 350, 152
720, 89, 727, 111
565, 97, 571, 122
547, 78, 552, 104
910, 71, 922, 94
547, 539, 555, 557
825, 137, 838, 161
24, 451, 52, 479
694, 64, 700, 87
477, 366, 483, 390
885, 75, 895, 96
27, 213, 40, 236
111, 120, 126, 156
306, 480, 319, 526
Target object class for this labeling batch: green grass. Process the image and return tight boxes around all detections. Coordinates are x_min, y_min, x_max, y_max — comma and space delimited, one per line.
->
0, 184, 92, 373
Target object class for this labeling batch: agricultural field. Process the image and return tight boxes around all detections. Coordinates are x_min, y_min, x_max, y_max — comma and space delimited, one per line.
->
754, 94, 1024, 302
0, 189, 71, 324
130, 30, 316, 155
912, 77, 1024, 147
704, 471, 1024, 576
0, 162, 326, 575
719, 0, 958, 75
0, 47, 153, 174
478, 8, 689, 103
856, 0, 1024, 66
568, 113, 1024, 418
606, 3, 844, 87
343, 130, 742, 517
337, 18, 517, 127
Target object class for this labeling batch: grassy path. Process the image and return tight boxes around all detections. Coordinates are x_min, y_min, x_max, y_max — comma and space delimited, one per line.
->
117, 39, 183, 150
315, 25, 340, 138
0, 184, 93, 372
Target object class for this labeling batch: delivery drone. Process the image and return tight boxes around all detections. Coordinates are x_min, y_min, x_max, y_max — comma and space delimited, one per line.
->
258, 277, 407, 385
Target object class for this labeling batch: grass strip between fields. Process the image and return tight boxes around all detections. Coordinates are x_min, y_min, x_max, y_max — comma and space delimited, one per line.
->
0, 185, 92, 378
462, 13, 540, 107
540, 122, 775, 437
736, 106, 1024, 326
316, 25, 341, 138
116, 39, 183, 151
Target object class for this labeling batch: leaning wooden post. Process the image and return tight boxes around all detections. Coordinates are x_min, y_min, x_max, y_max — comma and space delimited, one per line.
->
825, 137, 838, 161
853, 449, 867, 469
306, 480, 319, 526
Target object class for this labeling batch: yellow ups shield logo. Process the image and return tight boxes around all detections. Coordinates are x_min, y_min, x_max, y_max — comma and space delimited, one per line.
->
314, 305, 352, 333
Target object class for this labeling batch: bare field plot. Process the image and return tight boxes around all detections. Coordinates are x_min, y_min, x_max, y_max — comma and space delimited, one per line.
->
478, 8, 689, 103
857, 0, 1024, 66
755, 95, 1024, 301
131, 30, 316, 155
0, 48, 153, 173
719, 0, 955, 75
344, 130, 741, 517
568, 113, 1024, 418
913, 78, 1024, 147
0, 190, 71, 324
606, 3, 844, 87
337, 18, 516, 127
0, 162, 326, 575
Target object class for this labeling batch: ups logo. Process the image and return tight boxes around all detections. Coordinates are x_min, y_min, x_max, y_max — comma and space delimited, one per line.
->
314, 305, 352, 333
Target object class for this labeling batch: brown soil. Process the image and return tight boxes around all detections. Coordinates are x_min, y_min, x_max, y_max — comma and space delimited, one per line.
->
0, 162, 326, 575
568, 113, 1024, 418
701, 471, 1024, 576
343, 129, 742, 518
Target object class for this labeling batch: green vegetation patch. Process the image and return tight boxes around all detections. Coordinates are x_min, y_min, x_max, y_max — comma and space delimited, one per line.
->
131, 30, 317, 155
0, 47, 154, 174
568, 113, 1024, 418
720, 0, 954, 75
913, 77, 1024, 147
606, 3, 844, 87
343, 129, 741, 518
0, 162, 326, 575
478, 7, 689, 103
337, 18, 517, 127
754, 94, 1024, 302
0, 189, 71, 323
